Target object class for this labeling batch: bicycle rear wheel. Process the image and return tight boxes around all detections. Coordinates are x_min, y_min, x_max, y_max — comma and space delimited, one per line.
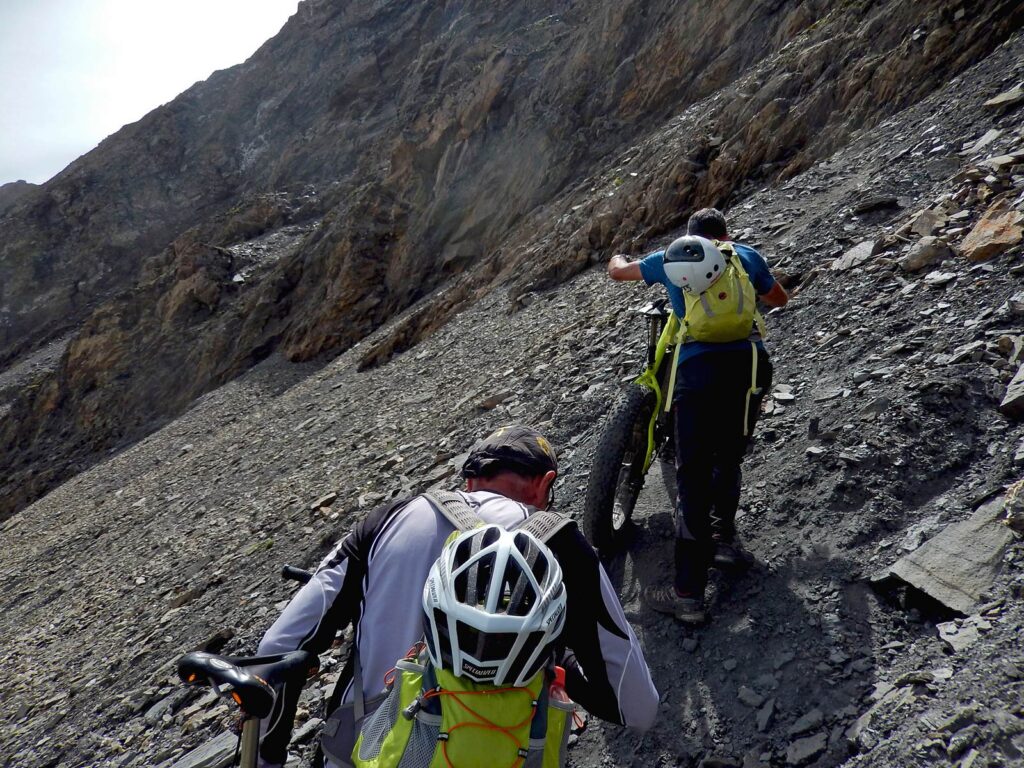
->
583, 383, 657, 556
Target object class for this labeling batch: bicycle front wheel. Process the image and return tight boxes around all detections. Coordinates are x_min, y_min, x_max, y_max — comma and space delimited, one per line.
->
583, 383, 657, 556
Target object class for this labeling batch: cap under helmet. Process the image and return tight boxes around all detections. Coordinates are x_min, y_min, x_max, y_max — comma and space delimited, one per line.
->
422, 525, 567, 687
663, 235, 726, 294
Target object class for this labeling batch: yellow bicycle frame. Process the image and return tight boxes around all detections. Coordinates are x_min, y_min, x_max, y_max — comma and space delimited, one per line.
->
632, 312, 680, 473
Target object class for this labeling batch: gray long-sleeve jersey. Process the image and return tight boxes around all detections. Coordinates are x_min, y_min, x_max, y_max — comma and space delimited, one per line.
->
257, 491, 659, 765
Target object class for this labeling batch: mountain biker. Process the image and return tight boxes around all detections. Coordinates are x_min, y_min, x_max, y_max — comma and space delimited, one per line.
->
606, 208, 788, 625
255, 425, 659, 767
352, 524, 571, 767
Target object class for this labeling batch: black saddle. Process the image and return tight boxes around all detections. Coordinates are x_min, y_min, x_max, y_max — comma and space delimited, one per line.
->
177, 650, 319, 719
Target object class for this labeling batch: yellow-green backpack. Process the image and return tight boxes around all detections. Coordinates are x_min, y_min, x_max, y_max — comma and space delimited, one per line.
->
351, 647, 574, 768
679, 242, 765, 344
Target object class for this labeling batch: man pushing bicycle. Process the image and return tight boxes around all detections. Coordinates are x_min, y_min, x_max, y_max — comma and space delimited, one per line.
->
606, 208, 788, 626
254, 425, 658, 767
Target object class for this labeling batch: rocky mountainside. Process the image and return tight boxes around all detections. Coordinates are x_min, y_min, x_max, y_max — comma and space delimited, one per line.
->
0, 181, 37, 214
4, 0, 1024, 522
2, 3, 1024, 768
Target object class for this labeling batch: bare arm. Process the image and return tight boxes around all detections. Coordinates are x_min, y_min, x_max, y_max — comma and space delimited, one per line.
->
607, 254, 643, 282
760, 282, 789, 308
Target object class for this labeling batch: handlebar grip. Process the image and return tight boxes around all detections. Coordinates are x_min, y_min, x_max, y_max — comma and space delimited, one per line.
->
281, 565, 313, 584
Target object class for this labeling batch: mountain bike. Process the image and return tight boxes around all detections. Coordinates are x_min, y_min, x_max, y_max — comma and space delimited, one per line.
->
176, 566, 316, 768
583, 299, 679, 557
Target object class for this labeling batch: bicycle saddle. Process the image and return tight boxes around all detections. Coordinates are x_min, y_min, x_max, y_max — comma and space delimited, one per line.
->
177, 650, 319, 718
635, 298, 670, 317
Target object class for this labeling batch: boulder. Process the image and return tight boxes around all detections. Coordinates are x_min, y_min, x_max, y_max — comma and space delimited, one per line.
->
959, 202, 1024, 262
1000, 363, 1024, 419
831, 240, 878, 271
899, 236, 954, 272
872, 497, 1015, 614
983, 84, 1024, 111
909, 209, 946, 237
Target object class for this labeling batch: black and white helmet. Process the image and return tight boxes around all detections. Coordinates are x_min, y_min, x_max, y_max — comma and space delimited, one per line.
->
422, 525, 567, 687
663, 235, 727, 294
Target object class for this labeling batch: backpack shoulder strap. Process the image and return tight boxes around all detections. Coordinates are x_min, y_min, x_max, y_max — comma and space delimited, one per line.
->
511, 509, 576, 543
422, 489, 484, 532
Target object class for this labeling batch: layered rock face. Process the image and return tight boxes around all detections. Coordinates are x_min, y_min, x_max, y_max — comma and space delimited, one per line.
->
3, 0, 1024, 519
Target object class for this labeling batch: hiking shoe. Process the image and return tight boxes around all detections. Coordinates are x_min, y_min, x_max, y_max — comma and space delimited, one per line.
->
643, 585, 707, 625
713, 540, 754, 570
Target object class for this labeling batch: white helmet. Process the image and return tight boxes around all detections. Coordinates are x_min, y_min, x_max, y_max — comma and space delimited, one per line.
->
422, 525, 567, 687
663, 235, 727, 293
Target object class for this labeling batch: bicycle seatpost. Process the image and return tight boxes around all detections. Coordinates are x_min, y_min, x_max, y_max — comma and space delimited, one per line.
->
239, 717, 260, 768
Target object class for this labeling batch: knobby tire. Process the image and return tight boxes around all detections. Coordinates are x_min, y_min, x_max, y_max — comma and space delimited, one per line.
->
583, 383, 657, 556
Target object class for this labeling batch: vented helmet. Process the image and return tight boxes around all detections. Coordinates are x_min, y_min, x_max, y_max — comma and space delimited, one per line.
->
422, 525, 567, 687
663, 235, 727, 294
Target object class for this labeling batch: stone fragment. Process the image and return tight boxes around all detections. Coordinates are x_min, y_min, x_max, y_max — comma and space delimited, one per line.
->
909, 209, 946, 237
936, 616, 991, 653
739, 686, 765, 708
949, 341, 985, 364
984, 85, 1024, 111
169, 586, 205, 609
292, 716, 324, 744
851, 196, 898, 215
959, 203, 1024, 262
682, 637, 699, 653
163, 732, 237, 768
477, 391, 513, 410
980, 153, 1022, 172
789, 708, 824, 736
899, 237, 954, 272
894, 670, 935, 686
309, 492, 337, 510
757, 698, 776, 732
1007, 291, 1024, 315
785, 732, 828, 765
872, 497, 1014, 614
831, 240, 878, 271
700, 757, 741, 768
923, 270, 956, 287
962, 129, 1002, 155
999, 363, 1024, 419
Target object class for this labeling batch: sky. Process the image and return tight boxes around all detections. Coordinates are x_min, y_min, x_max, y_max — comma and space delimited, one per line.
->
0, 0, 300, 185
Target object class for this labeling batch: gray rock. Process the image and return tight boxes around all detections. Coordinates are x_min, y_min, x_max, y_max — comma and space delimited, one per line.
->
789, 708, 824, 736
899, 236, 954, 272
909, 210, 946, 237
164, 732, 236, 768
785, 732, 828, 765
831, 240, 878, 271
757, 698, 776, 733
739, 686, 766, 708
872, 497, 1015, 614
999, 363, 1024, 418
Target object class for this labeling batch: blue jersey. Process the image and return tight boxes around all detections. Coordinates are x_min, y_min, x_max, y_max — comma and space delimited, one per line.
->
638, 242, 776, 364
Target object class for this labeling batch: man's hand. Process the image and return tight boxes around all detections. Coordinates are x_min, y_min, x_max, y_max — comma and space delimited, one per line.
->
759, 282, 789, 308
607, 255, 643, 281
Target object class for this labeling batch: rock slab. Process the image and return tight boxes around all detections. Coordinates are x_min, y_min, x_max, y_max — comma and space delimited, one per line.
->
959, 203, 1024, 262
999, 363, 1024, 419
873, 498, 1014, 614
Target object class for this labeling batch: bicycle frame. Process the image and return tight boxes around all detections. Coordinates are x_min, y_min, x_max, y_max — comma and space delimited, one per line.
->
632, 309, 680, 473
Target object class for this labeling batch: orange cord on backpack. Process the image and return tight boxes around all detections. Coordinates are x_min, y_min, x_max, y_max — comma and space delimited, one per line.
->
422, 685, 537, 768
384, 642, 427, 688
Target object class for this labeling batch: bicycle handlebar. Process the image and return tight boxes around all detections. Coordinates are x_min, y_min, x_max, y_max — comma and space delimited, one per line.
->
281, 565, 313, 584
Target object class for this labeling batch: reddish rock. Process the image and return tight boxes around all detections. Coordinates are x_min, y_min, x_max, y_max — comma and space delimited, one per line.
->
960, 203, 1024, 262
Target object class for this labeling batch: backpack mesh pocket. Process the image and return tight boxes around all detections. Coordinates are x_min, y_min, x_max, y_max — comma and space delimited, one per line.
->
396, 715, 440, 768
357, 680, 402, 761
